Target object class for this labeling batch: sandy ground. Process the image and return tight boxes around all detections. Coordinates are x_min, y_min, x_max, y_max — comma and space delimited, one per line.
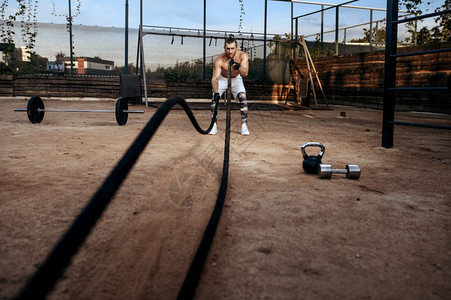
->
0, 97, 450, 299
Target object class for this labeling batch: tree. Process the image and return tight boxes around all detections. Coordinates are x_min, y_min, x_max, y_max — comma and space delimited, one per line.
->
55, 50, 66, 62
399, 0, 426, 15
400, 0, 450, 44
0, 0, 38, 52
0, 0, 82, 74
434, 0, 451, 42
0, 0, 37, 73
350, 26, 386, 44
352, 1, 449, 46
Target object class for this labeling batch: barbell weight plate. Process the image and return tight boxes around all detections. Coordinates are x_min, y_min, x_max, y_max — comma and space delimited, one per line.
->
115, 97, 128, 126
27, 96, 45, 123
346, 164, 361, 179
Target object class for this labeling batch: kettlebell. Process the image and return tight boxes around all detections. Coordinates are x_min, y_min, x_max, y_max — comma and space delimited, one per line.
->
301, 142, 325, 174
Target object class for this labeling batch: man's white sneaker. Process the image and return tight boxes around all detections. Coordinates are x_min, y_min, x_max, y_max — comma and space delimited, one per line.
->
241, 123, 250, 135
209, 122, 217, 135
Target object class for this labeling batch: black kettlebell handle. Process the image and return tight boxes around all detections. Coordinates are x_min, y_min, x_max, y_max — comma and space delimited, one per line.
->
301, 142, 325, 159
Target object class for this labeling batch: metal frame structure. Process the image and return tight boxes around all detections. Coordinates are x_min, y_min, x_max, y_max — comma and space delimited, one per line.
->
134, 0, 275, 106
382, 0, 451, 148
133, 0, 379, 107
294, 0, 360, 54
130, 0, 392, 93
273, 0, 405, 55
136, 23, 282, 106
125, 0, 407, 82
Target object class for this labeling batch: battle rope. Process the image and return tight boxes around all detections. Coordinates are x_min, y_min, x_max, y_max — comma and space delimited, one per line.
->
177, 62, 233, 299
15, 96, 220, 299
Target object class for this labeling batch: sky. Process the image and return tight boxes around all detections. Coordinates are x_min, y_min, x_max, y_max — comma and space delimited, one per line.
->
1, 0, 445, 68
4, 0, 446, 37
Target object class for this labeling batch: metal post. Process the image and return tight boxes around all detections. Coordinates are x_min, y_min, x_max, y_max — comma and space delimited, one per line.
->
291, 2, 295, 61
369, 9, 373, 49
295, 17, 298, 40
291, 1, 294, 38
375, 21, 379, 46
335, 6, 339, 55
68, 0, 73, 76
263, 0, 267, 80
203, 0, 206, 80
321, 4, 324, 44
140, 27, 148, 107
140, 0, 143, 76
414, 19, 418, 45
135, 0, 142, 75
382, 0, 398, 148
125, 0, 129, 74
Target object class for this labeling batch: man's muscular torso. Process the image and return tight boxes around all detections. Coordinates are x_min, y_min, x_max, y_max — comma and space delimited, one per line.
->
218, 50, 247, 78
211, 41, 249, 93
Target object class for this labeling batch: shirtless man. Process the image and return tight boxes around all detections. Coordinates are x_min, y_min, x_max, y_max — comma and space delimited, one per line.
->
209, 35, 250, 135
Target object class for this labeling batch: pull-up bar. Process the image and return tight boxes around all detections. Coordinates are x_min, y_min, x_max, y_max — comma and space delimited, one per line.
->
140, 25, 277, 43
273, 0, 390, 12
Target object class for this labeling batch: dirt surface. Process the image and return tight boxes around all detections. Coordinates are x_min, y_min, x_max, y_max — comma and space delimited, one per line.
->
1, 97, 450, 299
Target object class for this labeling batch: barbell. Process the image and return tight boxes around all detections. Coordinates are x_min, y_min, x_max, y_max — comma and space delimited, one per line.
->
14, 96, 145, 126
318, 164, 361, 179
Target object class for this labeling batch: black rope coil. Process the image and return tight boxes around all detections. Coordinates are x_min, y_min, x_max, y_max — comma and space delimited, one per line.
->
15, 95, 222, 299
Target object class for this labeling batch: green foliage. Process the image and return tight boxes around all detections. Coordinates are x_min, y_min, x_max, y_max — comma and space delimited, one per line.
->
55, 50, 66, 61
0, 61, 15, 74
163, 64, 201, 81
2, 50, 48, 74
267, 35, 292, 60
51, 0, 82, 22
309, 35, 334, 58
0, 0, 84, 74
350, 26, 386, 44
399, 0, 427, 15
348, 1, 449, 46
401, 0, 450, 44
434, 0, 451, 42
0, 0, 38, 51
238, 0, 245, 34
20, 51, 47, 73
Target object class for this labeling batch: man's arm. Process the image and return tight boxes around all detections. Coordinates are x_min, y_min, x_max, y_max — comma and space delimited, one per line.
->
238, 52, 249, 77
211, 58, 222, 93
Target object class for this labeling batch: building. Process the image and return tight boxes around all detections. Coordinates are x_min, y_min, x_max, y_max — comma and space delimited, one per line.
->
57, 56, 115, 75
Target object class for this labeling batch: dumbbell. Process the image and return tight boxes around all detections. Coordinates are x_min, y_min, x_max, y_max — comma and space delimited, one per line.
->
318, 164, 361, 179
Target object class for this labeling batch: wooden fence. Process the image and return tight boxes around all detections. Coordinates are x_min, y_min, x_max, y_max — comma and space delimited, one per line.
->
0, 75, 282, 102
306, 47, 450, 112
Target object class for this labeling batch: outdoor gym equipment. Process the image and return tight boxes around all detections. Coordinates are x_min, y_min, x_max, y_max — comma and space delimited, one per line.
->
301, 142, 325, 174
318, 164, 361, 179
14, 96, 144, 126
